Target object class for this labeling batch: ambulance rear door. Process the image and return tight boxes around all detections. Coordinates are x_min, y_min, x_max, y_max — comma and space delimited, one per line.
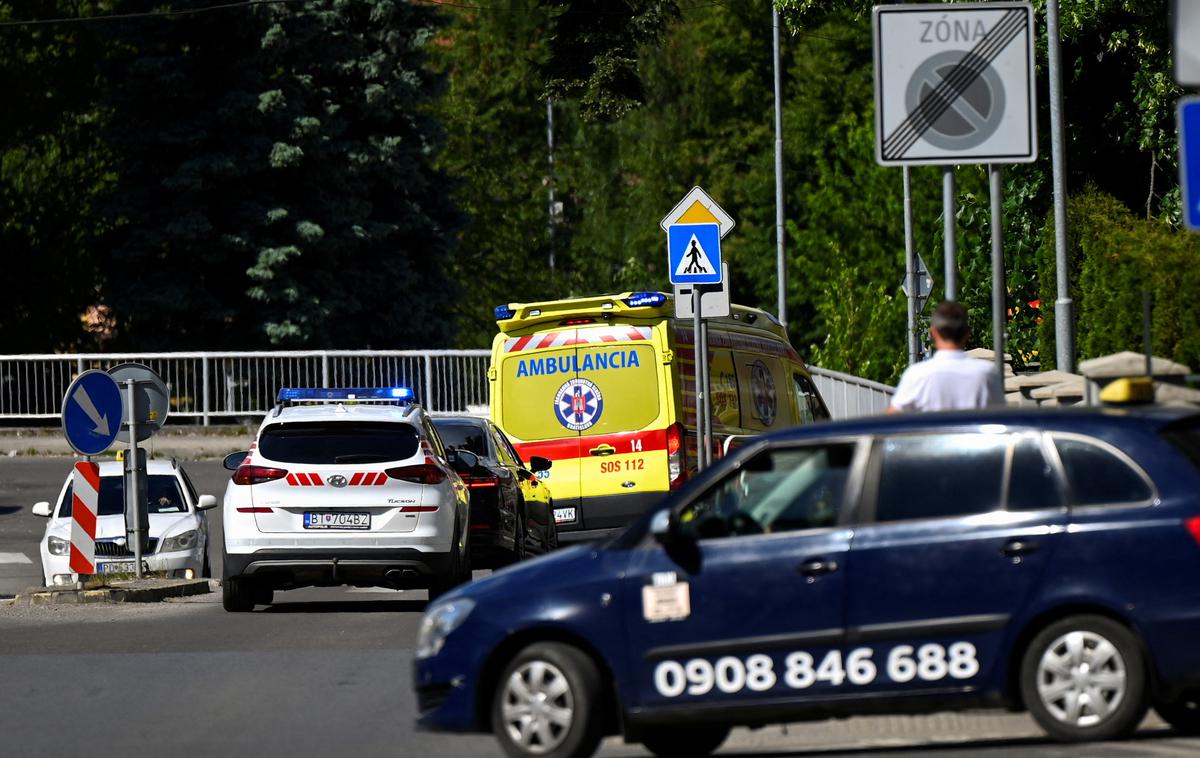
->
573, 325, 666, 530
496, 330, 584, 528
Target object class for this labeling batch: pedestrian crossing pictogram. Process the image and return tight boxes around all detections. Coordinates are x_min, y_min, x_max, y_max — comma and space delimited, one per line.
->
667, 222, 722, 285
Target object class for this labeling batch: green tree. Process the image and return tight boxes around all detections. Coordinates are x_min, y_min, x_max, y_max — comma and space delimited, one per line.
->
0, 1, 114, 351
101, 0, 461, 349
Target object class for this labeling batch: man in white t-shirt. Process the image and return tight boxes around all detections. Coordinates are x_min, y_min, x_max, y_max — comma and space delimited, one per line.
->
887, 301, 1002, 413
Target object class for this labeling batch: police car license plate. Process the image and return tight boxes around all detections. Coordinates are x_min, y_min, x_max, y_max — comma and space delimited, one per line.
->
304, 512, 371, 530
553, 507, 576, 524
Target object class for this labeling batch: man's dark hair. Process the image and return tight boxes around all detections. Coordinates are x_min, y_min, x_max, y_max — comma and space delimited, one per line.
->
931, 301, 970, 344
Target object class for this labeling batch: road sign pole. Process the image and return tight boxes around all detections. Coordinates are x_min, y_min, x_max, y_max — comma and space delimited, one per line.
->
1046, 0, 1075, 372
125, 379, 143, 580
903, 167, 918, 366
700, 314, 713, 468
772, 4, 787, 329
692, 288, 706, 471
942, 167, 958, 301
990, 164, 1007, 390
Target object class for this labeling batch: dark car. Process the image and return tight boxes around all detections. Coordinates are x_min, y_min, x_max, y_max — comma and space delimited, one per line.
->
415, 407, 1200, 758
432, 416, 558, 568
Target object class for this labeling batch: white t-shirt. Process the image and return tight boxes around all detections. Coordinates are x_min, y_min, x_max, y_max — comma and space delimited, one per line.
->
890, 350, 1002, 412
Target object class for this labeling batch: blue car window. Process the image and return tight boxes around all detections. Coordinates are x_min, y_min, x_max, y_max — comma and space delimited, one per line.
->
1054, 437, 1153, 507
1006, 437, 1062, 511
678, 444, 855, 539
875, 433, 1007, 522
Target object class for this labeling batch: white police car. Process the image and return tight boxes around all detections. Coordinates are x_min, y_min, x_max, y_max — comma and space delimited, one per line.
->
33, 459, 216, 586
220, 388, 475, 612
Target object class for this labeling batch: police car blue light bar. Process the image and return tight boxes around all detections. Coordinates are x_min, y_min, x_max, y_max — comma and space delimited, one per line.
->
276, 387, 414, 402
623, 292, 667, 308
494, 304, 516, 320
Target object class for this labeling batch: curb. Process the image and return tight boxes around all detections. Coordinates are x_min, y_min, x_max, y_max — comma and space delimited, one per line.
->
10, 578, 211, 606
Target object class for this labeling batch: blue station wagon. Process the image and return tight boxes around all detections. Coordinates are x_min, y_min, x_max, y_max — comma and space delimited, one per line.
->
414, 408, 1200, 758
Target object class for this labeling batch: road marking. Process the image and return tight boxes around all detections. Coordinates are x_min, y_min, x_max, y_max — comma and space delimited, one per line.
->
346, 587, 406, 595
0, 552, 32, 564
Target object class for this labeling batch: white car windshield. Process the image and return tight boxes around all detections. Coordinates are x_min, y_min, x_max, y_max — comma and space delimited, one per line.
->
57, 475, 189, 517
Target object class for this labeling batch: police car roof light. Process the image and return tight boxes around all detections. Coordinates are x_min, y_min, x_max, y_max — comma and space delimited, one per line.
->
623, 292, 667, 308
275, 387, 415, 405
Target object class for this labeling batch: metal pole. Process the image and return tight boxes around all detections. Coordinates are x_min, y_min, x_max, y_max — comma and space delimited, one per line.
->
942, 167, 958, 301
903, 167, 918, 366
1046, 0, 1075, 373
546, 98, 557, 272
989, 165, 1006, 390
423, 354, 434, 413
1143, 289, 1153, 377
201, 356, 210, 427
772, 5, 787, 328
692, 288, 705, 472
126, 379, 142, 580
700, 316, 713, 468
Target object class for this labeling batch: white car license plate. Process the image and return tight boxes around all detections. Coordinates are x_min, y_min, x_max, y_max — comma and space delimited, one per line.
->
553, 507, 576, 524
304, 512, 371, 530
99, 561, 144, 574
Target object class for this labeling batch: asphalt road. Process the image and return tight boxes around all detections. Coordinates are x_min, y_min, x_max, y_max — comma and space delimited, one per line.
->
2, 455, 1200, 757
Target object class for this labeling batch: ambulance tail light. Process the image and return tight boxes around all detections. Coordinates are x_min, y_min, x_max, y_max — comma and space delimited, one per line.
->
232, 465, 289, 486
386, 463, 448, 486
667, 423, 687, 489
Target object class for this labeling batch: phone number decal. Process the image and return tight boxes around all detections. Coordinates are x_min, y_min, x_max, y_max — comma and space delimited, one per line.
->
652, 642, 980, 698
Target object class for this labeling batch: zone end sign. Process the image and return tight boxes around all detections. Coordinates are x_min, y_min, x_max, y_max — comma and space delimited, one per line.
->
873, 2, 1037, 166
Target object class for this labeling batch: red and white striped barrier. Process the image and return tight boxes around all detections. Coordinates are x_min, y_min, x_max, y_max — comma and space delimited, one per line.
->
69, 461, 100, 575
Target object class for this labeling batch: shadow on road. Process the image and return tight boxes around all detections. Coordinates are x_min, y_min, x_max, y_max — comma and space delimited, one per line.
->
262, 599, 429, 614
716, 726, 1179, 757
0, 505, 23, 516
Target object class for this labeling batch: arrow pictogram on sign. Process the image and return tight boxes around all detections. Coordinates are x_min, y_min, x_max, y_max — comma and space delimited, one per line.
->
72, 384, 111, 437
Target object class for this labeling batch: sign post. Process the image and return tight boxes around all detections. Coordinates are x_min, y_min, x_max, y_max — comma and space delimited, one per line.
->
662, 187, 735, 472
874, 2, 1035, 379
1174, 0, 1200, 87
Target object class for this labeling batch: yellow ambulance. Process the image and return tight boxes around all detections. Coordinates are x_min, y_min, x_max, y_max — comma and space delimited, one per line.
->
489, 292, 830, 543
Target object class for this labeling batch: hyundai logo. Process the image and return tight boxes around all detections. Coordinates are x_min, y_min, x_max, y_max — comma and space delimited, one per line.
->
328, 475, 348, 488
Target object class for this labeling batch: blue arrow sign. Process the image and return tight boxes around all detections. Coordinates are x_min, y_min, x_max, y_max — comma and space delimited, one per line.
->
1181, 97, 1200, 232
668, 223, 722, 285
61, 370, 123, 456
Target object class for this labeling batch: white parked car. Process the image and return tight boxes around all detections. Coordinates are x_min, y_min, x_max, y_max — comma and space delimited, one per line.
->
220, 387, 475, 612
32, 459, 217, 586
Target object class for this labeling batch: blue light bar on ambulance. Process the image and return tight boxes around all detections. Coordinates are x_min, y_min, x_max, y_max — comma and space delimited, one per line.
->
494, 304, 516, 320
623, 292, 667, 308
276, 387, 414, 402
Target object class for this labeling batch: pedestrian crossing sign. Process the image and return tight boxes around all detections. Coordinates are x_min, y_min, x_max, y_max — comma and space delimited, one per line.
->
667, 223, 722, 285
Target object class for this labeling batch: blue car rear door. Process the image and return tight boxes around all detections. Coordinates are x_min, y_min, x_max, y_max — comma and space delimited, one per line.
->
843, 429, 1067, 699
620, 439, 868, 716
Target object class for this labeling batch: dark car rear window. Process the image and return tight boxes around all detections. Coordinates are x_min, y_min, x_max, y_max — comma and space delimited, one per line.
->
1162, 419, 1200, 469
59, 475, 187, 518
258, 422, 419, 464
432, 420, 492, 460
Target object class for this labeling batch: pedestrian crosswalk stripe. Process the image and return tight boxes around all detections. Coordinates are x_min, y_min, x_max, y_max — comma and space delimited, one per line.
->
0, 552, 32, 564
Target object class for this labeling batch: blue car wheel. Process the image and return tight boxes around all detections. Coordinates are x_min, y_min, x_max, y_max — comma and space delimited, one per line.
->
492, 642, 606, 758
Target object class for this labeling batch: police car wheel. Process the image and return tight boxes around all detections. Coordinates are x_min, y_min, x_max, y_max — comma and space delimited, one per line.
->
491, 642, 605, 758
640, 725, 730, 758
222, 577, 255, 613
1020, 615, 1147, 742
1155, 695, 1200, 735
429, 526, 468, 601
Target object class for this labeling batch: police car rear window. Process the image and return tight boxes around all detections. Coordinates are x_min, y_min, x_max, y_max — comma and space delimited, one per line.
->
258, 422, 420, 465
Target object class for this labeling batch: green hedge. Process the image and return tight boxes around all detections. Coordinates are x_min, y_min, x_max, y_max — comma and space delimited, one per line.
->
1038, 189, 1200, 371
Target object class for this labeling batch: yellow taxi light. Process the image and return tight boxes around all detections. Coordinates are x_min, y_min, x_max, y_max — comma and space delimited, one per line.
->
1098, 377, 1155, 405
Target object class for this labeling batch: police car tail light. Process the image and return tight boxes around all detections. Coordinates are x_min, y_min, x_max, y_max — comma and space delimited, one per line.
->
385, 463, 447, 485
667, 423, 687, 489
232, 465, 289, 486
1186, 516, 1200, 545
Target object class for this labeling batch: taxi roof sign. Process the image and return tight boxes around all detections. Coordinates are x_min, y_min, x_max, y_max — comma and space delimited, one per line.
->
660, 186, 735, 239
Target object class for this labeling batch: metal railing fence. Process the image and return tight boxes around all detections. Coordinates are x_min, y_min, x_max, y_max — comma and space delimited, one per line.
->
0, 351, 892, 424
0, 351, 491, 424
808, 366, 895, 419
